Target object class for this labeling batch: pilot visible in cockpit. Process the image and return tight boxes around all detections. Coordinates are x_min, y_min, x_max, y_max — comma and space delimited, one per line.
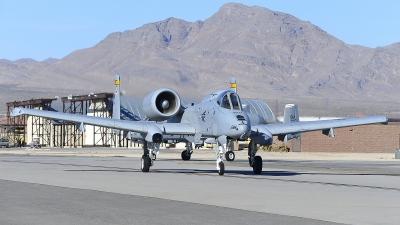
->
222, 95, 231, 109
230, 94, 240, 110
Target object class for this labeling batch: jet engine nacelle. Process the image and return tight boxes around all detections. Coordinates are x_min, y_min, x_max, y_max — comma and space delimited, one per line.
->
143, 88, 182, 121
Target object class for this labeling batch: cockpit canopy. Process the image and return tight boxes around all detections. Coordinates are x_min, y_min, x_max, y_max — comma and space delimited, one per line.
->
201, 90, 242, 111
217, 91, 242, 110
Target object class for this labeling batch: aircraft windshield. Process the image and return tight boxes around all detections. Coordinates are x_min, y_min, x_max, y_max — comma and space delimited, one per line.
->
230, 93, 241, 110
220, 94, 231, 109
217, 92, 241, 110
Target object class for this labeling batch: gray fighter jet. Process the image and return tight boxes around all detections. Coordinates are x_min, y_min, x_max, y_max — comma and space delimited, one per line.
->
10, 79, 387, 175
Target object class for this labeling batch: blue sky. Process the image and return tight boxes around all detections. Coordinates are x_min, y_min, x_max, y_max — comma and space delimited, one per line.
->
1, 0, 399, 61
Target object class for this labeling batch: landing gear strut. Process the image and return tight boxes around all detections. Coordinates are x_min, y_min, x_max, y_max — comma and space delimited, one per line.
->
215, 141, 225, 175
248, 140, 262, 174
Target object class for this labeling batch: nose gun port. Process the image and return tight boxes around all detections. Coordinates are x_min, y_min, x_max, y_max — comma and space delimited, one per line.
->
237, 124, 250, 140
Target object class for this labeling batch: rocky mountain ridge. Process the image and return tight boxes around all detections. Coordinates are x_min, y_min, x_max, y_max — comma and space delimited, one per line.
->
1, 3, 400, 117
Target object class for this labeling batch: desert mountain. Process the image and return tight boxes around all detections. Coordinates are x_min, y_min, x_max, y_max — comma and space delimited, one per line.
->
1, 3, 400, 117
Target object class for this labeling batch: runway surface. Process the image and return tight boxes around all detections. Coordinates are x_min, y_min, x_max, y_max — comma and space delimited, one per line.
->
0, 147, 399, 224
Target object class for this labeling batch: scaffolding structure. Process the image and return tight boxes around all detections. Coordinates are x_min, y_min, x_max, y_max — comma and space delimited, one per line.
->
54, 95, 88, 148
4, 91, 147, 148
91, 96, 116, 146
59, 93, 116, 148
6, 98, 57, 147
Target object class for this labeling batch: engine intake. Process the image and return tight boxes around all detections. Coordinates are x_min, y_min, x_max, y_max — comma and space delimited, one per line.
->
143, 88, 182, 121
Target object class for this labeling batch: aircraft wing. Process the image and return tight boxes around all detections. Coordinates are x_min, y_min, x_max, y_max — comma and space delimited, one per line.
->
263, 116, 387, 136
10, 108, 195, 135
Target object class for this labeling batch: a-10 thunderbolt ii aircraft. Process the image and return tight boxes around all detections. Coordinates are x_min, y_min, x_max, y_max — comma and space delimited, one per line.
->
10, 76, 387, 175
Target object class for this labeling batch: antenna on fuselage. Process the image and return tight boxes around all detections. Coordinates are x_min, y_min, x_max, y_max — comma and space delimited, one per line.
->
230, 77, 237, 93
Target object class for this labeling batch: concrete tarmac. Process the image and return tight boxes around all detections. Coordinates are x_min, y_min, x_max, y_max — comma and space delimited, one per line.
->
0, 147, 399, 225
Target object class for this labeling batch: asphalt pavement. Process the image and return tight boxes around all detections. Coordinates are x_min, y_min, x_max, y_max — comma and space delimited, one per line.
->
0, 147, 399, 224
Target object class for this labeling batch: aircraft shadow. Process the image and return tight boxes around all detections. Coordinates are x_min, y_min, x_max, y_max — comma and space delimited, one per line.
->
64, 168, 299, 176
152, 169, 300, 176
64, 169, 136, 173
64, 168, 400, 177
157, 158, 215, 162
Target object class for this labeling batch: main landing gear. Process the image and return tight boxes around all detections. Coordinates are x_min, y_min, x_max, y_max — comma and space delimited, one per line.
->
141, 142, 159, 172
140, 140, 262, 175
248, 140, 262, 174
141, 155, 151, 172
181, 142, 193, 161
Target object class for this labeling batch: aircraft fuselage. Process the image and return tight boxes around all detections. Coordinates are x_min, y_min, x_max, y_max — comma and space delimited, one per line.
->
181, 90, 251, 140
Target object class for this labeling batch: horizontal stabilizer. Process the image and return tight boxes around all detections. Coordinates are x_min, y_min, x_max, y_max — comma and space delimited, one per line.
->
278, 133, 301, 142
322, 128, 335, 137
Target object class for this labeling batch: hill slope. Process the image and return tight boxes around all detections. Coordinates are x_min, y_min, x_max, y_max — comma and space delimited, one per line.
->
1, 3, 400, 117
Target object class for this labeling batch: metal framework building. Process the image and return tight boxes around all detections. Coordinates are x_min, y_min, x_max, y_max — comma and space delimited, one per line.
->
55, 93, 115, 148
5, 93, 121, 148
6, 98, 57, 147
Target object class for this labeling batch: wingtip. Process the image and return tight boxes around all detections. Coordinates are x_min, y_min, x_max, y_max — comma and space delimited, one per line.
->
381, 116, 389, 125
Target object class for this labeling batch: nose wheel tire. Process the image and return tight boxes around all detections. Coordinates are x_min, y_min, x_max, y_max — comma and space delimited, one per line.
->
252, 156, 262, 174
225, 151, 235, 161
141, 155, 151, 172
218, 162, 225, 175
181, 150, 191, 161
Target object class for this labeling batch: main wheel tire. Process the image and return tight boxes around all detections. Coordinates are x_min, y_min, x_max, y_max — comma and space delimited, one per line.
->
252, 156, 262, 174
181, 150, 191, 161
225, 151, 235, 161
218, 162, 225, 175
141, 155, 151, 172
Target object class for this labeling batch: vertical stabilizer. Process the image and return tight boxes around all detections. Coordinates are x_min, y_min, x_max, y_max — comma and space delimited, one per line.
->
279, 104, 301, 142
283, 104, 299, 123
113, 75, 121, 135
230, 77, 237, 93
